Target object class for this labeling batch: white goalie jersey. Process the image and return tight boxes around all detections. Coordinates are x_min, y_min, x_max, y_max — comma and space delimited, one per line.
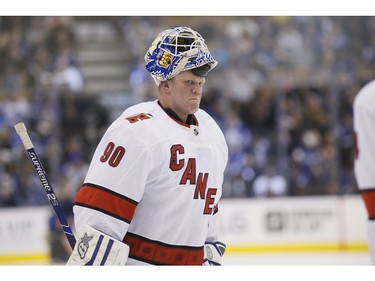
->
72, 100, 228, 265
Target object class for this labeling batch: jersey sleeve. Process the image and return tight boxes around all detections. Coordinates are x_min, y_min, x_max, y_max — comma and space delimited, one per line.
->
73, 120, 153, 241
205, 203, 221, 242
206, 122, 228, 244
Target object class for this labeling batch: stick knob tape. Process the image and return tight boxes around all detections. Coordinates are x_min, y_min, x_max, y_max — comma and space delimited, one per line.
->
14, 122, 34, 150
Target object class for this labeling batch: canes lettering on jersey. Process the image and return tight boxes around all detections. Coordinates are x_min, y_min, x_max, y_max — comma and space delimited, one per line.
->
169, 143, 217, 215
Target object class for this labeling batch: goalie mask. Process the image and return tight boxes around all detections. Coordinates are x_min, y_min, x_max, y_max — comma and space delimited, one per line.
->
145, 26, 218, 85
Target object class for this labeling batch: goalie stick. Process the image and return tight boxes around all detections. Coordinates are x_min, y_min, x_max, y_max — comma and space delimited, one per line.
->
14, 122, 76, 250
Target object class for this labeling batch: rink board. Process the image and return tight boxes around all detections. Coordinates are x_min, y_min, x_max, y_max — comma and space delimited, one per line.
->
219, 195, 368, 253
0, 195, 368, 264
0, 206, 51, 264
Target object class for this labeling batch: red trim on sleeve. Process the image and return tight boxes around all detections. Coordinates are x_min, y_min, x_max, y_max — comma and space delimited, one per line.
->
74, 183, 138, 224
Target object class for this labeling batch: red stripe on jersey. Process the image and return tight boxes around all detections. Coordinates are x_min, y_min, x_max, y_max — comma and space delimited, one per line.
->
74, 183, 138, 224
361, 189, 375, 218
123, 232, 204, 265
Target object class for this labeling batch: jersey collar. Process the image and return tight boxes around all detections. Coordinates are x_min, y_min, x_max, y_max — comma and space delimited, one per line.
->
157, 100, 198, 127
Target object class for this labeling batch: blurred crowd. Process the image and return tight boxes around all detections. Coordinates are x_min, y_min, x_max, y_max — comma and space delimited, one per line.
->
1, 16, 374, 211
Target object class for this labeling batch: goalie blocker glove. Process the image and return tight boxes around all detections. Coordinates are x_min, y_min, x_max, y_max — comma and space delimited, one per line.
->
66, 225, 129, 265
203, 241, 226, 266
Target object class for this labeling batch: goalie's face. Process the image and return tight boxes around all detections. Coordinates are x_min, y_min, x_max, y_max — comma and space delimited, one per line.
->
161, 70, 206, 122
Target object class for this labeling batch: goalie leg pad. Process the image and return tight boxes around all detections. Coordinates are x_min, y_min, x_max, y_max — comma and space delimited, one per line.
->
203, 241, 226, 266
67, 225, 129, 265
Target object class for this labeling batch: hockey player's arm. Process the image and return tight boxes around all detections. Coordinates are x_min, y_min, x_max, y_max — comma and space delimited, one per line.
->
203, 204, 226, 265
203, 132, 228, 266
67, 225, 129, 265
69, 121, 152, 265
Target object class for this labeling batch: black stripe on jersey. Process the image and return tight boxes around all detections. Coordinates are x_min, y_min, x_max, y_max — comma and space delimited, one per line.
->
82, 183, 138, 205
74, 202, 132, 224
213, 203, 219, 215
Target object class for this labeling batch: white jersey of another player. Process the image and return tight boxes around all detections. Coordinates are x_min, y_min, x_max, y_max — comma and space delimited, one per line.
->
72, 100, 228, 265
353, 79, 375, 264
